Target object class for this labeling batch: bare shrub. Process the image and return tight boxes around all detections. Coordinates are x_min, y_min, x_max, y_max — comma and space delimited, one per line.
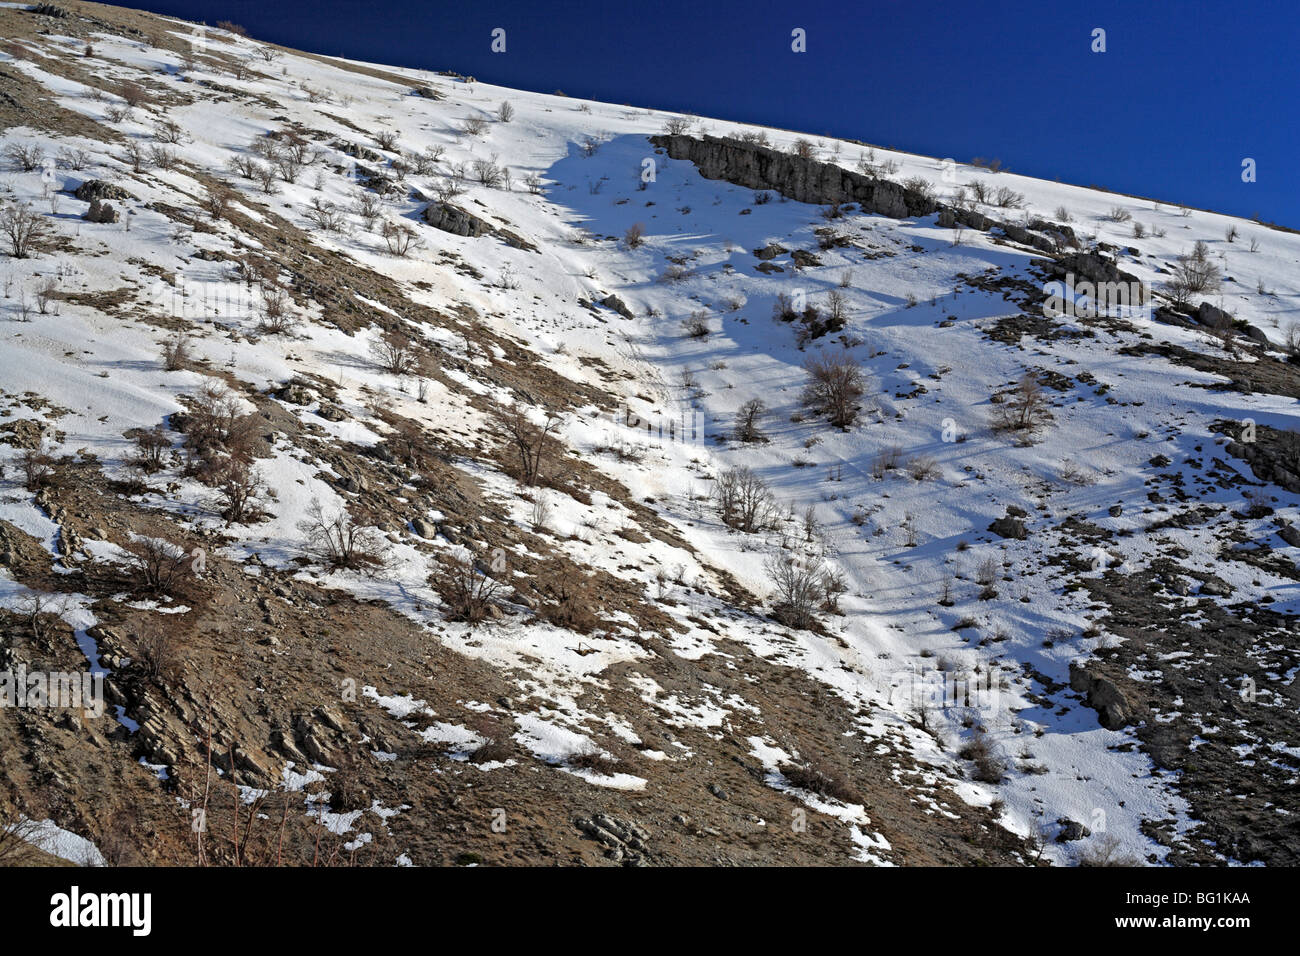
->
369, 327, 418, 374
125, 536, 193, 594
381, 220, 417, 256
993, 186, 1024, 209
470, 156, 507, 189
766, 552, 825, 630
431, 553, 503, 624
118, 80, 149, 109
990, 373, 1052, 436
352, 190, 381, 229
662, 116, 693, 135
182, 382, 257, 472
305, 197, 345, 232
202, 458, 256, 525
55, 146, 91, 170
681, 310, 710, 339
257, 285, 297, 334
18, 447, 55, 490
297, 499, 384, 572
0, 814, 44, 866
373, 130, 399, 151
780, 758, 855, 802
1076, 832, 1141, 867
134, 619, 182, 682
870, 444, 903, 479
154, 118, 187, 144
492, 404, 560, 486
496, 100, 515, 123
802, 352, 866, 428
460, 115, 489, 137
908, 455, 940, 480
161, 332, 191, 370
252, 162, 278, 194
532, 559, 599, 633
131, 426, 170, 473
958, 729, 1006, 782
3, 142, 45, 172
902, 175, 934, 201
0, 202, 50, 258
714, 466, 773, 533
1171, 243, 1221, 296
734, 398, 767, 443
201, 182, 234, 220
1104, 205, 1132, 223
791, 138, 816, 159
34, 277, 59, 315
623, 221, 646, 249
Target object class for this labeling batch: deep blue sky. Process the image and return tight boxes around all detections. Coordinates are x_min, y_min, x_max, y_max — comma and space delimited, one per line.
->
119, 0, 1299, 227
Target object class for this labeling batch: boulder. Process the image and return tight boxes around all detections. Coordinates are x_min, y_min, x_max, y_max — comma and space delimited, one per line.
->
988, 515, 1027, 539
1197, 300, 1234, 331
83, 198, 119, 223
421, 201, 490, 238
1069, 662, 1132, 730
73, 179, 135, 202
1056, 819, 1092, 842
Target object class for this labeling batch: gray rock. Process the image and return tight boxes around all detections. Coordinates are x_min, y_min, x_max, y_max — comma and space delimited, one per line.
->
73, 179, 135, 202
1069, 662, 1131, 730
422, 201, 490, 238
988, 515, 1027, 539
1056, 818, 1092, 842
83, 198, 119, 223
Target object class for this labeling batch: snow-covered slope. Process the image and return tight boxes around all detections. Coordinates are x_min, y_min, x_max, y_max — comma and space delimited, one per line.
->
0, 2, 1296, 867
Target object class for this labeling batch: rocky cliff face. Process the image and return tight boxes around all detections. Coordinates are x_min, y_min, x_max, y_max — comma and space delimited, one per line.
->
651, 132, 935, 218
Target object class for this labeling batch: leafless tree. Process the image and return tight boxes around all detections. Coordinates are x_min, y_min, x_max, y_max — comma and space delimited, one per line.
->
161, 332, 191, 370
766, 551, 826, 630
18, 447, 55, 490
624, 221, 646, 249
431, 553, 503, 624
368, 327, 418, 374
0, 202, 50, 258
297, 499, 384, 571
734, 398, 768, 443
216, 459, 263, 523
492, 404, 560, 486
257, 284, 297, 334
125, 536, 193, 594
714, 466, 774, 532
991, 373, 1053, 436
132, 426, 171, 473
3, 142, 44, 172
380, 220, 417, 256
802, 352, 866, 428
201, 182, 234, 221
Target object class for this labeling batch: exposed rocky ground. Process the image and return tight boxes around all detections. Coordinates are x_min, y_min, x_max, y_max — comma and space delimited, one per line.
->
0, 2, 1295, 867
